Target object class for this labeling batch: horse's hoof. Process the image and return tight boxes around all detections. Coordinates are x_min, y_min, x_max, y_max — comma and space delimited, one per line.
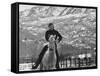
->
32, 66, 37, 69
32, 64, 37, 69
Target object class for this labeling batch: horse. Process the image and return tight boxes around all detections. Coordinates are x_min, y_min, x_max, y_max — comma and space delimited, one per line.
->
41, 35, 57, 70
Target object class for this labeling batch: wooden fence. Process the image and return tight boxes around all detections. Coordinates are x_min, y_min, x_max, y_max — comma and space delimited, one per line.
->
59, 53, 96, 68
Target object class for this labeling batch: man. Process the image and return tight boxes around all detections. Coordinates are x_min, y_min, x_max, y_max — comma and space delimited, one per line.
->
32, 23, 62, 69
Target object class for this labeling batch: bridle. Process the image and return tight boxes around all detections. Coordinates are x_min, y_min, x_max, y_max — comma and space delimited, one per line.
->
48, 35, 56, 51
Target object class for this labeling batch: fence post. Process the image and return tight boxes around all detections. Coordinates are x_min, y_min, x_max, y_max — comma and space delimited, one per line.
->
78, 58, 80, 67
66, 58, 67, 68
68, 57, 71, 67
74, 58, 76, 67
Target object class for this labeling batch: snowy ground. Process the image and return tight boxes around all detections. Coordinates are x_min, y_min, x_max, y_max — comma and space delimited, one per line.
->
19, 61, 96, 71
19, 63, 40, 71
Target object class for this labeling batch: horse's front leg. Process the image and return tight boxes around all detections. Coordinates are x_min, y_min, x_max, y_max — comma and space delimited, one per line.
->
40, 62, 48, 70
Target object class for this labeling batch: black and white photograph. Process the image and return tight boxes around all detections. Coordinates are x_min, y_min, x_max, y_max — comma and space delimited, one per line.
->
11, 2, 97, 73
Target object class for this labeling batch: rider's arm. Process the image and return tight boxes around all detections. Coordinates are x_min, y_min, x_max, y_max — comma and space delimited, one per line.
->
56, 31, 62, 43
45, 31, 49, 42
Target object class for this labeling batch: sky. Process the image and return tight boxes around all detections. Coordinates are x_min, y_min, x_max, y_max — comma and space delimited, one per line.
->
19, 5, 36, 11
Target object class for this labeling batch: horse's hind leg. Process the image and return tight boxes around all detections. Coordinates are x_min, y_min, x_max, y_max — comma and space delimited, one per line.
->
40, 63, 44, 70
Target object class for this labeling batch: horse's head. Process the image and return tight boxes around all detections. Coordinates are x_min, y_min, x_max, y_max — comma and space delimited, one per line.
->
49, 35, 56, 43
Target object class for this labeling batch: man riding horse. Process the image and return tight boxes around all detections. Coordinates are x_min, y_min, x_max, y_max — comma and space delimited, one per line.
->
32, 23, 62, 69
